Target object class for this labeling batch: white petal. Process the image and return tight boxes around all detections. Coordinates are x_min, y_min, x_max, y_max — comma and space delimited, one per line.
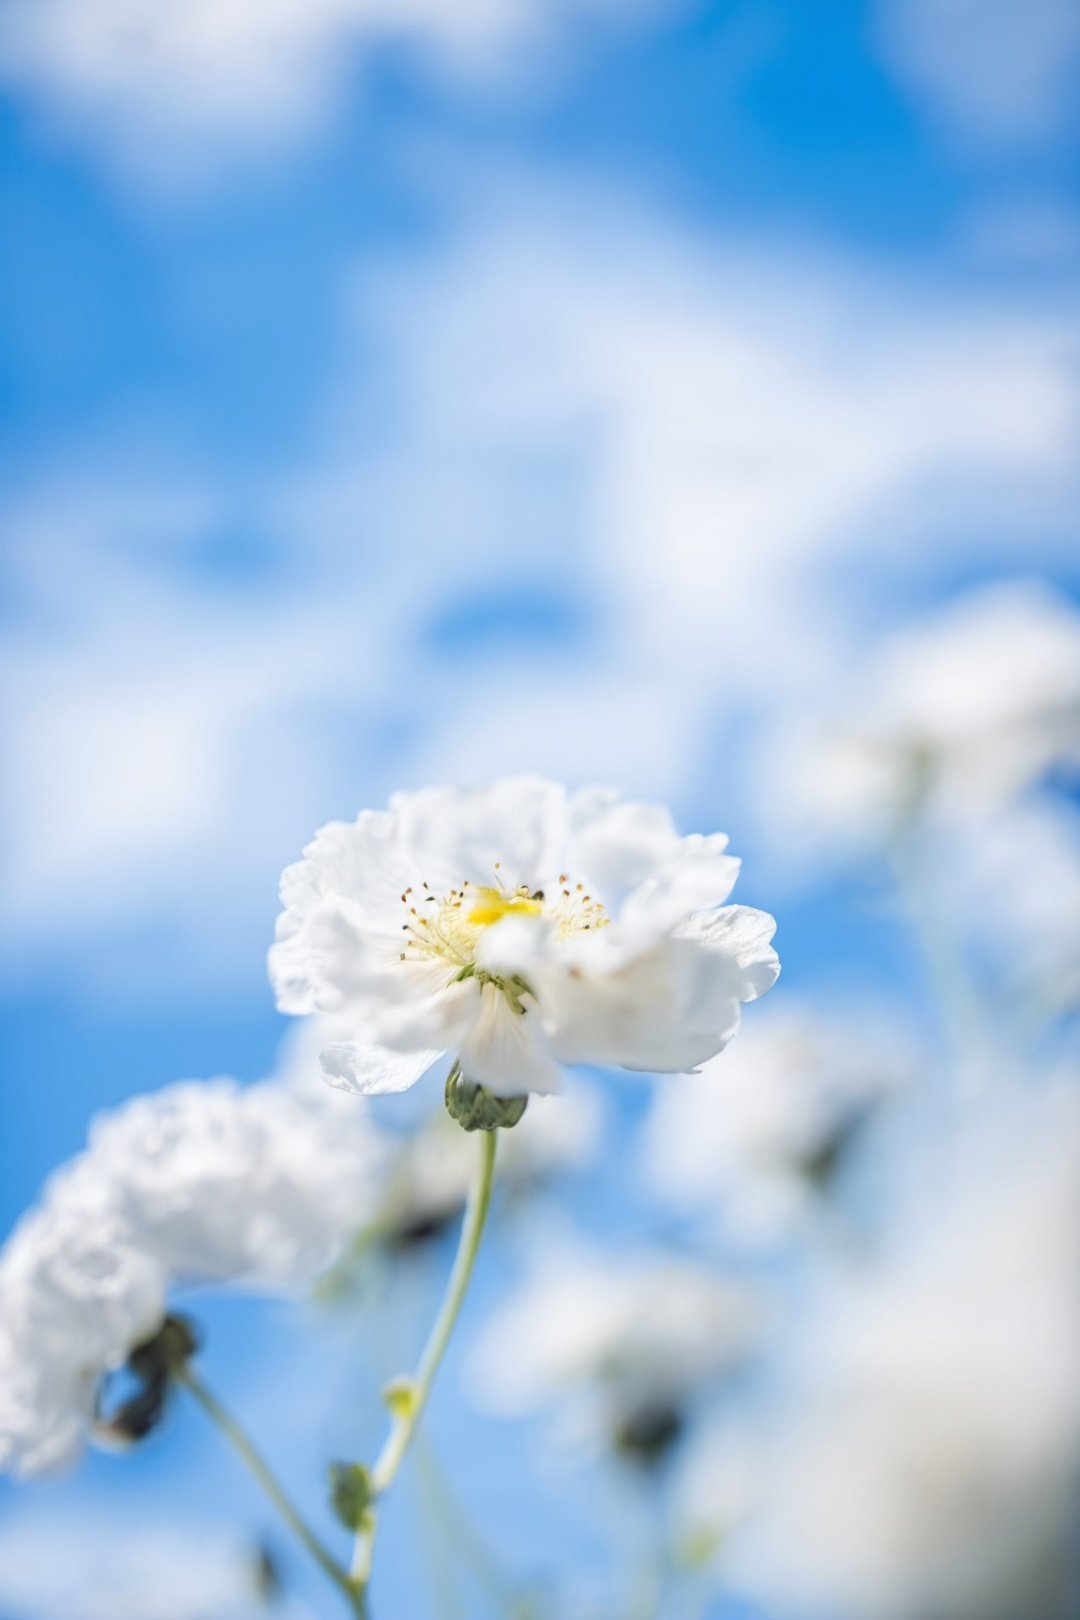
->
681, 904, 781, 1003
320, 1043, 444, 1096
564, 789, 681, 909
474, 912, 547, 977
269, 810, 411, 1014
547, 905, 779, 1074
617, 835, 740, 941
394, 777, 567, 893
370, 979, 476, 1053
458, 983, 564, 1096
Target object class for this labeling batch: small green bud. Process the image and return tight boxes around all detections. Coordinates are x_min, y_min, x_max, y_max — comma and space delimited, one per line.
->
382, 1377, 417, 1418
445, 1064, 528, 1132
328, 1461, 373, 1531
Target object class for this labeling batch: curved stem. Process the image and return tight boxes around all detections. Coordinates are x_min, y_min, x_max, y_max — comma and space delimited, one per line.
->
352, 1128, 498, 1587
178, 1367, 364, 1617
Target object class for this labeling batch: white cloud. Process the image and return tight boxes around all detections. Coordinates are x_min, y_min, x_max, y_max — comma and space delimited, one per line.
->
876, 0, 1080, 145
2, 189, 1075, 996
0, 0, 662, 182
0, 1509, 309, 1619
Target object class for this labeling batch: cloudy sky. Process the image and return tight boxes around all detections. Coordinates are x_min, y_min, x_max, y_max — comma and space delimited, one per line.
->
1, 1, 1078, 1612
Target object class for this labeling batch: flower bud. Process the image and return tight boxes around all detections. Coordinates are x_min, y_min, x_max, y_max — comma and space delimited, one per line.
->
612, 1400, 683, 1467
328, 1461, 374, 1531
445, 1064, 528, 1132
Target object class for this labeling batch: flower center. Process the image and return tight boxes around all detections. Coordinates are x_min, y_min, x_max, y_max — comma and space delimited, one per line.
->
398, 870, 608, 990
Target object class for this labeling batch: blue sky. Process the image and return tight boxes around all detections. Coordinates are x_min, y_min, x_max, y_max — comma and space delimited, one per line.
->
1, 0, 1078, 1613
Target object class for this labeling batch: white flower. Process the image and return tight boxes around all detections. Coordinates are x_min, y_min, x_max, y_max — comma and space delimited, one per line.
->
0, 1070, 385, 1476
772, 582, 1080, 858
0, 1201, 166, 1476
270, 777, 779, 1097
725, 1084, 1080, 1620
77, 1078, 385, 1286
640, 1002, 913, 1245
671, 1418, 765, 1568
468, 1240, 763, 1452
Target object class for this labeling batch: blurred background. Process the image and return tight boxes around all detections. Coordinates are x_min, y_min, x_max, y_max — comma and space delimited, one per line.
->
1, 0, 1078, 1616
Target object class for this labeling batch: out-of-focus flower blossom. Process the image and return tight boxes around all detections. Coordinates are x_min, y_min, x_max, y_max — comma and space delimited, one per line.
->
941, 794, 1080, 1019
0, 1202, 166, 1477
69, 1079, 386, 1286
270, 777, 779, 1099
671, 1418, 764, 1568
724, 1084, 1080, 1620
0, 1074, 385, 1476
0, 1510, 304, 1619
469, 1242, 763, 1461
771, 582, 1080, 860
375, 1081, 606, 1249
640, 1003, 913, 1245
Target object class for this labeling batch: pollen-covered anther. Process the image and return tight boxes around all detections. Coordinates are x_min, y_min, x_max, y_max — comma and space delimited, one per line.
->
398, 872, 609, 981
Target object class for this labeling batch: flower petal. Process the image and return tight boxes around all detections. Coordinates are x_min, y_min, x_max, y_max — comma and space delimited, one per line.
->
458, 983, 564, 1096
320, 1043, 445, 1096
394, 777, 567, 894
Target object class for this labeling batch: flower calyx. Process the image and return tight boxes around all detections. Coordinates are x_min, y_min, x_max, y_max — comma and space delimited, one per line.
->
94, 1313, 200, 1449
445, 1062, 528, 1133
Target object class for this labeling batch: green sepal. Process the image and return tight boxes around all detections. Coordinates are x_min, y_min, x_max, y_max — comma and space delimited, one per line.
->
128, 1313, 200, 1382
445, 1064, 528, 1132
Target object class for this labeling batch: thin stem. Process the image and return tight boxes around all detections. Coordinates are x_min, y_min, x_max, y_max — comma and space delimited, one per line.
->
178, 1366, 365, 1618
351, 1128, 499, 1587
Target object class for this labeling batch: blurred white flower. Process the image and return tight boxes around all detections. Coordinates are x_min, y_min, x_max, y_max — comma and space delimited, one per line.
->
725, 1083, 1080, 1620
469, 1242, 763, 1458
772, 581, 1080, 860
671, 1417, 765, 1568
0, 1202, 166, 1477
376, 1081, 606, 1248
72, 1078, 385, 1286
0, 1072, 384, 1476
0, 1510, 299, 1620
270, 776, 778, 1099
941, 793, 1080, 1018
640, 1003, 913, 1245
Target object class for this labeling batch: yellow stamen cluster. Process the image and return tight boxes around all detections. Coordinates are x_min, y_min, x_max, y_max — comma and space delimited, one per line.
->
397, 869, 608, 988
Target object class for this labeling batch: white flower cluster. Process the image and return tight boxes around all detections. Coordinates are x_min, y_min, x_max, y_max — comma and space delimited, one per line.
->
771, 581, 1080, 858
719, 1085, 1080, 1620
469, 1242, 763, 1453
641, 1002, 914, 1244
1, 778, 779, 1497
0, 1075, 384, 1477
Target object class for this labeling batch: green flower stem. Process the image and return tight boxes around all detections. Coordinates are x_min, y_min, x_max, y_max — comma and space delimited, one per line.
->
177, 1366, 365, 1618
351, 1127, 499, 1589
